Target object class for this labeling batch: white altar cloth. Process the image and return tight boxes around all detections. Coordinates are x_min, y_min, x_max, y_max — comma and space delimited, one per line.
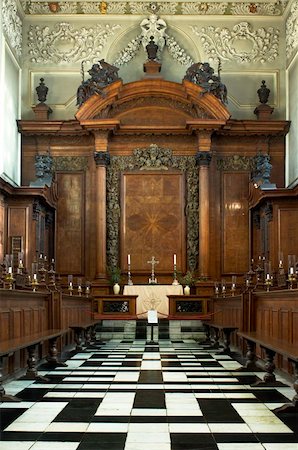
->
123, 284, 183, 318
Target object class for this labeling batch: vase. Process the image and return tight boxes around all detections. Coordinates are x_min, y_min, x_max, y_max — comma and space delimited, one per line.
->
113, 283, 120, 295
184, 285, 190, 295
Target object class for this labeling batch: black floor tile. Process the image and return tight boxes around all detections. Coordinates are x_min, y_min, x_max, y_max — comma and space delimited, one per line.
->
198, 399, 245, 423
138, 370, 163, 383
133, 389, 165, 408
253, 389, 291, 403
79, 432, 127, 443
214, 433, 259, 443
54, 398, 102, 422
0, 408, 27, 431
15, 388, 49, 401
38, 432, 83, 441
171, 433, 215, 444
0, 431, 42, 440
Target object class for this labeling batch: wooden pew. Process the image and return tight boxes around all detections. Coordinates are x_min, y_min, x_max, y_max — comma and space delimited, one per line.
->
0, 328, 67, 402
237, 289, 298, 412
201, 294, 246, 354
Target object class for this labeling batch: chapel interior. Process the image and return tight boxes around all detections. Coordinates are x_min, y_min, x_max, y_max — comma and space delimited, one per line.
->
0, 0, 298, 449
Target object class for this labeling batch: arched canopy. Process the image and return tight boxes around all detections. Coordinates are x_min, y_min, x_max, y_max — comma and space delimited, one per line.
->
75, 78, 230, 135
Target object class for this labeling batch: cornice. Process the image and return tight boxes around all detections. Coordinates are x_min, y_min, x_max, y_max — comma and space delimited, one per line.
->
219, 119, 291, 136
248, 182, 298, 209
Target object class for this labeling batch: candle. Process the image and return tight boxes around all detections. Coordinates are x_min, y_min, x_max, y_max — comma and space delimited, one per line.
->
8, 266, 12, 274
173, 254, 176, 265
266, 273, 270, 280
290, 267, 294, 275
128, 254, 131, 265
33, 273, 37, 280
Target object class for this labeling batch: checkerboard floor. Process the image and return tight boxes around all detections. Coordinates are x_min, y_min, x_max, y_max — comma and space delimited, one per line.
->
1, 339, 298, 450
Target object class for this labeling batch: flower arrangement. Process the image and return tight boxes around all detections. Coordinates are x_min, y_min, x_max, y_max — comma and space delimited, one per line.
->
107, 266, 122, 285
177, 270, 197, 287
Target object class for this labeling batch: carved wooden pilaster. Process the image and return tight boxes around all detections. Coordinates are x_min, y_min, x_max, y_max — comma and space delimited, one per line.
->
94, 149, 110, 278
196, 151, 212, 278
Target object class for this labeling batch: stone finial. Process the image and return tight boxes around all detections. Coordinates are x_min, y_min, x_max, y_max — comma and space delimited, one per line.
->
254, 80, 274, 120
257, 80, 270, 104
36, 78, 48, 103
33, 78, 52, 120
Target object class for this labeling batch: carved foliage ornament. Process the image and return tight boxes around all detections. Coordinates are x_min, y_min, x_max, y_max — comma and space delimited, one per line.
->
2, 0, 22, 58
286, 0, 298, 60
106, 144, 199, 271
114, 14, 193, 67
191, 22, 279, 64
217, 155, 254, 171
28, 22, 121, 64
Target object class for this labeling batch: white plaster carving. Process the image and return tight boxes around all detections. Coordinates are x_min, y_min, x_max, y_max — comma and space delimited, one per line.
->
80, 2, 101, 14
129, 2, 152, 14
59, 2, 78, 13
2, 0, 22, 57
191, 22, 279, 64
107, 2, 126, 14
165, 34, 194, 66
230, 2, 280, 15
182, 2, 227, 15
113, 35, 142, 66
27, 22, 121, 64
140, 14, 167, 57
286, 0, 298, 60
114, 14, 193, 67
28, 2, 50, 14
157, 3, 178, 14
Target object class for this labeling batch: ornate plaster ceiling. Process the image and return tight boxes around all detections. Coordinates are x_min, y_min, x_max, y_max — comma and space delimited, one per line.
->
20, 0, 289, 16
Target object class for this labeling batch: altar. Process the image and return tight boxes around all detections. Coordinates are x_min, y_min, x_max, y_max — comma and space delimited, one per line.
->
123, 284, 183, 318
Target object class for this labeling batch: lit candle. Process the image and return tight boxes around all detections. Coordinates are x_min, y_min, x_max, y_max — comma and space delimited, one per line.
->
33, 273, 37, 280
290, 267, 294, 275
128, 254, 131, 265
8, 266, 12, 274
266, 273, 270, 280
173, 254, 176, 265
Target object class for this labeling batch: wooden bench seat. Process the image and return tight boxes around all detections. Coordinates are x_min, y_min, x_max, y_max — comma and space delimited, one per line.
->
69, 320, 100, 351
0, 329, 67, 402
202, 321, 238, 354
238, 330, 298, 412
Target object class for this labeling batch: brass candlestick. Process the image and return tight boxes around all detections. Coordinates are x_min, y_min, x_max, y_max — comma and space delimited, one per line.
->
31, 276, 39, 292
172, 263, 179, 285
265, 276, 273, 292
288, 272, 296, 290
68, 282, 73, 296
5, 272, 15, 290
127, 263, 133, 286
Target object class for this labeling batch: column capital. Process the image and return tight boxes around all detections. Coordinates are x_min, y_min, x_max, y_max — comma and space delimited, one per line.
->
196, 151, 212, 167
94, 151, 110, 167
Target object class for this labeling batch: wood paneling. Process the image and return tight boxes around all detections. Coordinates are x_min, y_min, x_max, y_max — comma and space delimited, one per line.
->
222, 172, 249, 274
120, 171, 186, 272
56, 172, 85, 274
278, 207, 298, 263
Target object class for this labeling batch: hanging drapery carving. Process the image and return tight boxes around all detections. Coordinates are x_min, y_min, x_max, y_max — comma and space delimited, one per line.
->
106, 144, 199, 271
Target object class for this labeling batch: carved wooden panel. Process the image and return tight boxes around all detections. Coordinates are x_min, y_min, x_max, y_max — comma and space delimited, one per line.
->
222, 172, 249, 274
120, 171, 186, 272
0, 194, 4, 262
56, 172, 85, 274
278, 208, 298, 264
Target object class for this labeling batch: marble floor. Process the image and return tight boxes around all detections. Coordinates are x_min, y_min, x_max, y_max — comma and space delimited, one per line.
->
0, 339, 298, 450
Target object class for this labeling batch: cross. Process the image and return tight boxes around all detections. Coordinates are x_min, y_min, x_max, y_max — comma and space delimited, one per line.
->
147, 256, 159, 282
147, 255, 159, 271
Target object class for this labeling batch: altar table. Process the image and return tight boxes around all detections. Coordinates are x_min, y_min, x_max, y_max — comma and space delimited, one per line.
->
123, 284, 183, 318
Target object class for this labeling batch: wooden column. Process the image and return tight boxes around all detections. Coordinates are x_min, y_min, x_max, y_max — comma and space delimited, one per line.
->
195, 131, 212, 278
93, 132, 110, 279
